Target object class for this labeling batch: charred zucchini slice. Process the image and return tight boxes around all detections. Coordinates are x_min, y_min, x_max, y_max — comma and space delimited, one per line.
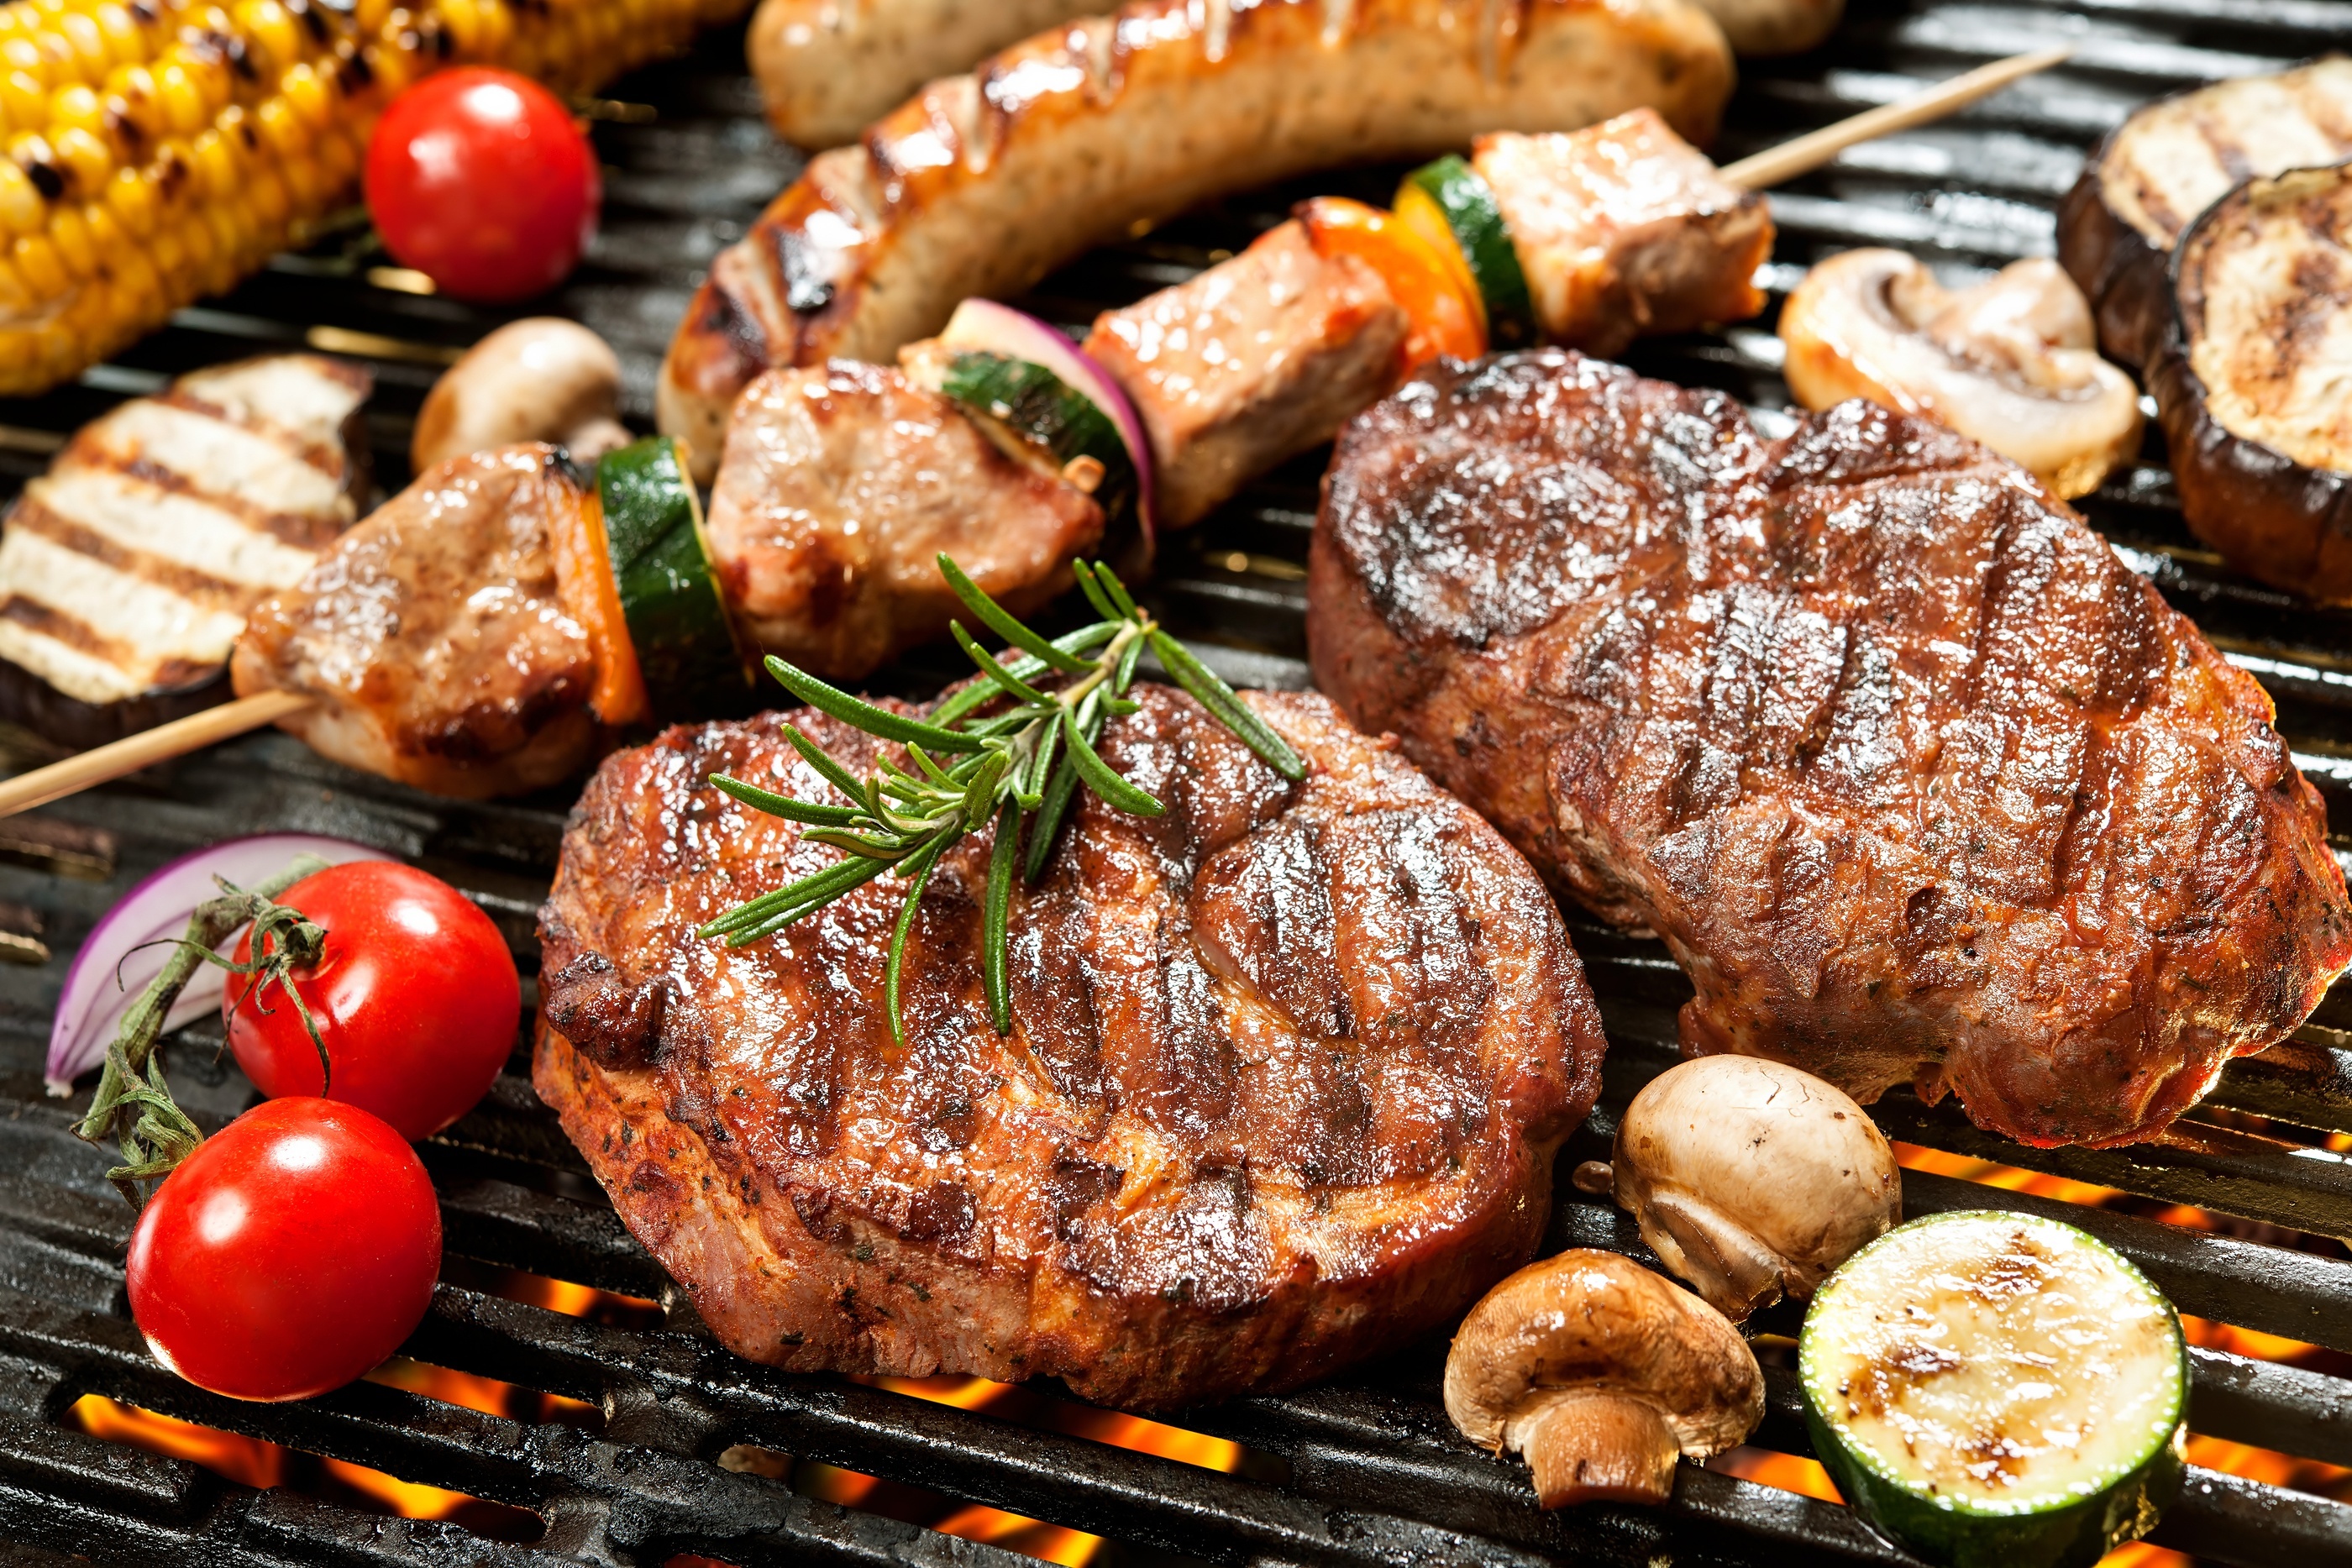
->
597, 436, 748, 719
1396, 155, 1539, 349
936, 350, 1141, 530
1800, 1211, 2187, 1568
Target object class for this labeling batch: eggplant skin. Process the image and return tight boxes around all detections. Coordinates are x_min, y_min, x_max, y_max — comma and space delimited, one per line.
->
2152, 164, 2352, 603
2058, 59, 2352, 370
0, 658, 229, 755
2057, 145, 2172, 372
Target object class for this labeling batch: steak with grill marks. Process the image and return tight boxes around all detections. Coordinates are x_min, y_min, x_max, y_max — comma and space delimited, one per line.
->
1308, 350, 2352, 1150
533, 684, 1601, 1408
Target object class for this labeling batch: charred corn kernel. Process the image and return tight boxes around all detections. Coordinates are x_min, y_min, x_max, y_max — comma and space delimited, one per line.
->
102, 160, 152, 233
231, 0, 297, 73
0, 160, 38, 238
279, 59, 328, 126
12, 229, 64, 298
45, 202, 92, 275
250, 90, 297, 157
1, 69, 44, 127
186, 123, 234, 197
56, 13, 104, 77
102, 64, 160, 134
50, 123, 108, 190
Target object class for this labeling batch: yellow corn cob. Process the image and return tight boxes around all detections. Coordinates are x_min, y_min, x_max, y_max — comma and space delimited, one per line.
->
0, 0, 744, 396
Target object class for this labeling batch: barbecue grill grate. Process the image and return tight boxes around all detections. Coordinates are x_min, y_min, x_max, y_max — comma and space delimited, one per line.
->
3, 3, 2352, 1565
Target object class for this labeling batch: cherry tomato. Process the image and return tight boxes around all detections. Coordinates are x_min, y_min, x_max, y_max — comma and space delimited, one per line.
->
127, 1099, 442, 1402
364, 68, 601, 302
225, 861, 520, 1141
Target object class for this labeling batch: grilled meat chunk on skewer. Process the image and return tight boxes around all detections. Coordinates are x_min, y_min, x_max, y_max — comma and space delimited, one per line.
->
704, 361, 1104, 679
535, 684, 1602, 1409
0, 355, 370, 748
1083, 221, 1409, 529
1310, 352, 2352, 1149
232, 446, 601, 800
1473, 112, 1771, 358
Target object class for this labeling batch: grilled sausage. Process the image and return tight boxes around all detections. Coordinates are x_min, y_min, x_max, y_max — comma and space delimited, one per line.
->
749, 0, 1094, 149
659, 0, 1736, 478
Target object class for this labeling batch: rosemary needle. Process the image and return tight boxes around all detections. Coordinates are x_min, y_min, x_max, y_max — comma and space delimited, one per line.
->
697, 554, 1305, 1044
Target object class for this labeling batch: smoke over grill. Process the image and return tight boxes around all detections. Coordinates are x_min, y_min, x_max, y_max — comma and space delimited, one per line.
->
3, 3, 2351, 1565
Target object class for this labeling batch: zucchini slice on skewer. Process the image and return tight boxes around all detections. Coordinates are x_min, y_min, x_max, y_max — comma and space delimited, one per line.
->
1395, 155, 1541, 349
598, 435, 751, 721
1799, 1211, 2187, 1568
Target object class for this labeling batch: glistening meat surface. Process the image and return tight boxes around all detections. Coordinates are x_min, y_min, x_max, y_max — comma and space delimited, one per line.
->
1309, 351, 2352, 1149
534, 685, 1600, 1408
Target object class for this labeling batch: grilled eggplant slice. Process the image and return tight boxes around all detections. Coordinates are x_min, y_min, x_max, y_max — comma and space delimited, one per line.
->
0, 356, 372, 751
2058, 57, 2352, 369
2150, 160, 2352, 601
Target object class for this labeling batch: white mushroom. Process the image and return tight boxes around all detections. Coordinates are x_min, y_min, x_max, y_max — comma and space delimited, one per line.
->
412, 318, 633, 473
1613, 1055, 1899, 1322
1778, 249, 2144, 499
1444, 1250, 1763, 1508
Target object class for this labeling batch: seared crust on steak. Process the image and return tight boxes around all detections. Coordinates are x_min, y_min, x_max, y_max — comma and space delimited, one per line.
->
1309, 351, 2352, 1149
534, 684, 1600, 1408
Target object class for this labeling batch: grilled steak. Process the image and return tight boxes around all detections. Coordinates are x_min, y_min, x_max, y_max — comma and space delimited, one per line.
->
535, 684, 1602, 1408
1309, 352, 2352, 1149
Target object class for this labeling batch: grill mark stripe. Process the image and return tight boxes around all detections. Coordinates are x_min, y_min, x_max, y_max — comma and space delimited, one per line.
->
5, 496, 259, 613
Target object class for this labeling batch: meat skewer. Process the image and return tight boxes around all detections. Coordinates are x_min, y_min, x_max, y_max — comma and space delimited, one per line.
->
0, 54, 2067, 819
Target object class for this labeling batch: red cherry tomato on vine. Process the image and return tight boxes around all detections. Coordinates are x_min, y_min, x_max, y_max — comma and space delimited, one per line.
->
364, 68, 601, 302
225, 861, 520, 1141
127, 1099, 442, 1402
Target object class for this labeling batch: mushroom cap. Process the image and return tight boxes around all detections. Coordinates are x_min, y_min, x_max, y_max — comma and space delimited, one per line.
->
1614, 1055, 1898, 1313
1442, 1249, 1761, 1462
412, 317, 624, 473
1779, 249, 2143, 499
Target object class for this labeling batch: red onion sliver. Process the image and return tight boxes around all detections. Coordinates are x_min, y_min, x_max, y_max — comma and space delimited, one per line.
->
939, 298, 1157, 557
45, 834, 395, 1096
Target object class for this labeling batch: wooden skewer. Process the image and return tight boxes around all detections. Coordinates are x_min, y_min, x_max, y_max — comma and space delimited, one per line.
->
0, 690, 313, 819
0, 48, 2076, 823
1719, 45, 2074, 191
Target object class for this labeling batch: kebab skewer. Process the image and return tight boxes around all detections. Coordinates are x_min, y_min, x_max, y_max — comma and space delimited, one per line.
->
0, 52, 2070, 819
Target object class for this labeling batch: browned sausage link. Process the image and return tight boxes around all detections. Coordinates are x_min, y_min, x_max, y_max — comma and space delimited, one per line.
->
659, 0, 1736, 478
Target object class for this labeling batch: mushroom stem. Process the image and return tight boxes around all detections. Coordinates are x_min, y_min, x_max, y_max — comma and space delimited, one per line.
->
1515, 1392, 1681, 1508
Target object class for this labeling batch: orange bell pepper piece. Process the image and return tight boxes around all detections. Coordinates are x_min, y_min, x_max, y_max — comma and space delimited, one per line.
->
1299, 196, 1487, 370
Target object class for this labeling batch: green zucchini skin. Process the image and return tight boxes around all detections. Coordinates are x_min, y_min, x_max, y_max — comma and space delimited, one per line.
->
1800, 1211, 2188, 1568
1401, 155, 1540, 349
597, 435, 748, 721
938, 350, 1140, 528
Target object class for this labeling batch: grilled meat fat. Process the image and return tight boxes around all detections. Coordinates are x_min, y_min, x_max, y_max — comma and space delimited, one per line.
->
1309, 352, 2352, 1149
535, 684, 1603, 1409
2057, 58, 2352, 367
2151, 161, 2352, 601
0, 355, 370, 748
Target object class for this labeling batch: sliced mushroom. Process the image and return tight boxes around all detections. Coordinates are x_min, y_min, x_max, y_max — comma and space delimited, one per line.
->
1779, 249, 2143, 499
1443, 1250, 1762, 1508
1613, 1056, 1898, 1322
412, 318, 633, 473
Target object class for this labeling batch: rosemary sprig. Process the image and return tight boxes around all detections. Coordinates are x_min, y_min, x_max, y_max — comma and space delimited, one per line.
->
697, 554, 1306, 1042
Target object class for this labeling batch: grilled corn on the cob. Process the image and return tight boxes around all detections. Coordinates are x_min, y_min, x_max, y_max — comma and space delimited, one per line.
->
0, 0, 743, 396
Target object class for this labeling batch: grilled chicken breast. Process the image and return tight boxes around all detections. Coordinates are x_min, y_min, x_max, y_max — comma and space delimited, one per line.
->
1083, 220, 1408, 529
0, 355, 370, 747
1473, 112, 1772, 357
535, 684, 1603, 1409
703, 360, 1103, 681
2058, 58, 2352, 367
232, 445, 600, 799
659, 0, 1735, 475
1310, 352, 2352, 1149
